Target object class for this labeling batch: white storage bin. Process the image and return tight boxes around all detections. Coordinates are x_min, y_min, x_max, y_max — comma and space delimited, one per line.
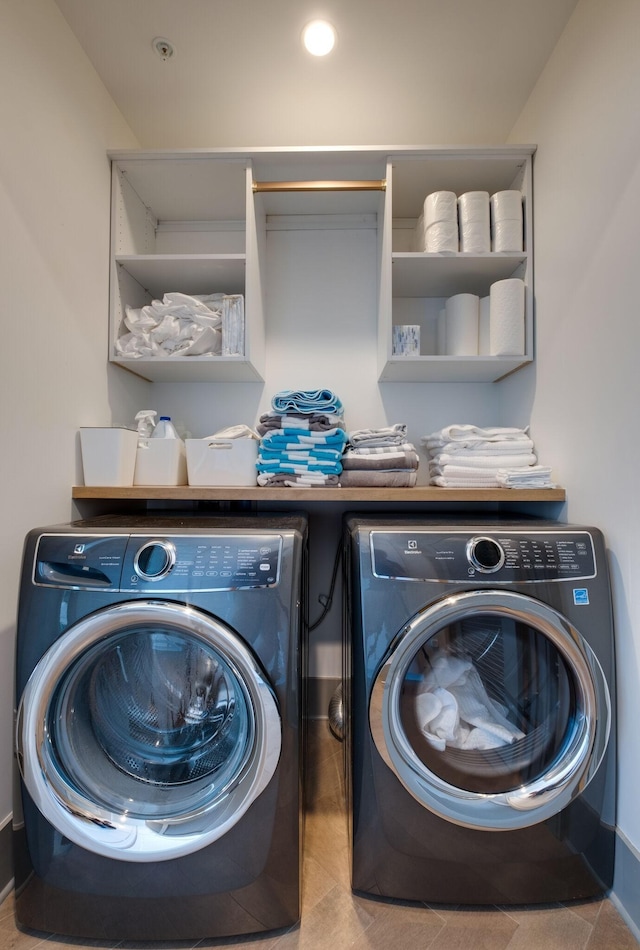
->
80, 427, 138, 486
134, 439, 188, 486
186, 438, 258, 486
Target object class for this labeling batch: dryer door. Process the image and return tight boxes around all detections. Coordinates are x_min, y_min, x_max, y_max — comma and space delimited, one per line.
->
16, 600, 281, 861
370, 589, 610, 830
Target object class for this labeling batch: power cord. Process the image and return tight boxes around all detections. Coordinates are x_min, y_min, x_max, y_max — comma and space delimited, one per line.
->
309, 538, 343, 632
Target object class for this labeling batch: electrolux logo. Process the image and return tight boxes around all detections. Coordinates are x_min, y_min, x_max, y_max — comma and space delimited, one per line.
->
404, 538, 421, 555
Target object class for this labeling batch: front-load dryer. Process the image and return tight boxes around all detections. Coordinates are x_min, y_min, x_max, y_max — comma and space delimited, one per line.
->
13, 513, 307, 941
343, 516, 616, 905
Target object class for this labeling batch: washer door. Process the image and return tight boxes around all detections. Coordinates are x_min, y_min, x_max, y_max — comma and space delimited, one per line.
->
17, 601, 281, 861
370, 589, 610, 830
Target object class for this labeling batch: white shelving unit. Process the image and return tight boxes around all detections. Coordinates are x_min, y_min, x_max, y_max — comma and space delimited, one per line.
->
109, 154, 266, 382
378, 147, 534, 382
108, 146, 535, 385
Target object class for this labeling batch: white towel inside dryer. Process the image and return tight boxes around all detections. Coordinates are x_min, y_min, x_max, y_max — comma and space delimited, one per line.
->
415, 654, 524, 752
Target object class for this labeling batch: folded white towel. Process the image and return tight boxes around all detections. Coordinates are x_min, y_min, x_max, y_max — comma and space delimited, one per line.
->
433, 463, 535, 480
429, 453, 536, 472
424, 424, 530, 444
423, 438, 535, 456
496, 466, 555, 488
431, 473, 501, 488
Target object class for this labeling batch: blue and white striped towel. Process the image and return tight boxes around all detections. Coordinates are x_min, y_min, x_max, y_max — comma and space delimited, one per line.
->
271, 389, 344, 416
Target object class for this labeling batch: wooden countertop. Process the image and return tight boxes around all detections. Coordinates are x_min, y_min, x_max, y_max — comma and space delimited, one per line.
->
72, 485, 566, 503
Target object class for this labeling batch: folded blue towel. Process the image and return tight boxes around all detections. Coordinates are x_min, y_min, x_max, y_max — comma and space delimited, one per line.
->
256, 459, 343, 476
267, 426, 346, 440
261, 431, 348, 451
271, 389, 344, 416
259, 447, 344, 463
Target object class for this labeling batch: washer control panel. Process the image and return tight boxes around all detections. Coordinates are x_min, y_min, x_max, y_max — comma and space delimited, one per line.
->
33, 533, 282, 591
370, 530, 597, 583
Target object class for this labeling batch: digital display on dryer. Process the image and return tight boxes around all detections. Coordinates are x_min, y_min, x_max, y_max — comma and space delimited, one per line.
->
370, 531, 596, 583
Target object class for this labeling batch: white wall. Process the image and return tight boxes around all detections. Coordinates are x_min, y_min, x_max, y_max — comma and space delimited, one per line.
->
505, 0, 640, 891
0, 0, 144, 839
154, 226, 506, 681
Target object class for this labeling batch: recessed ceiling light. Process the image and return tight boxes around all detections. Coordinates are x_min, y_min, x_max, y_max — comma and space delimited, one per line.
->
302, 20, 337, 56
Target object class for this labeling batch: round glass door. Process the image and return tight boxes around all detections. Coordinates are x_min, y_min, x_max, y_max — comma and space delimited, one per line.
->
370, 589, 610, 830
17, 601, 281, 861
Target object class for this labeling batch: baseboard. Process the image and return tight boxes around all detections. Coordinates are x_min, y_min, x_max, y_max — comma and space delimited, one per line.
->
0, 819, 12, 903
612, 829, 640, 942
307, 677, 340, 720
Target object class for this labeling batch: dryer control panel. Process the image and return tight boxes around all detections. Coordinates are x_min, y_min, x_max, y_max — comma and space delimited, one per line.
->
370, 530, 597, 583
33, 533, 283, 591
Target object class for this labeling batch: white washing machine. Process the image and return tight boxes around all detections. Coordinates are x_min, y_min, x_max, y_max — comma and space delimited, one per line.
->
14, 513, 307, 941
343, 515, 616, 904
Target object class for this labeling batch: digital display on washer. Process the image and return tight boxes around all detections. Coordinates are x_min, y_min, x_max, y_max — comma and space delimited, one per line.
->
32, 533, 283, 591
370, 531, 596, 582
121, 534, 283, 591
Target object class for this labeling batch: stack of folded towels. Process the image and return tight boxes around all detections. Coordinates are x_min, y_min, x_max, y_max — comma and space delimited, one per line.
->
422, 424, 555, 488
256, 389, 347, 488
340, 424, 419, 488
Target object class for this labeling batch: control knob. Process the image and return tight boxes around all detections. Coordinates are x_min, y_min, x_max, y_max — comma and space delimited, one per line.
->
466, 536, 505, 573
134, 540, 177, 580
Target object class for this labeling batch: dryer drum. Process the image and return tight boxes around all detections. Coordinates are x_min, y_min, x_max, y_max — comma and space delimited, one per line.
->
398, 615, 573, 792
371, 589, 611, 831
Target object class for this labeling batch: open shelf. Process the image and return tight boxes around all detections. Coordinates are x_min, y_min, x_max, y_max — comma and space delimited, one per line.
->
73, 486, 566, 504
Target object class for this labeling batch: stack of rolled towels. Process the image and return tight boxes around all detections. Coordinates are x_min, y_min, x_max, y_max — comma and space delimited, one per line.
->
421, 424, 554, 488
340, 424, 419, 488
256, 389, 347, 488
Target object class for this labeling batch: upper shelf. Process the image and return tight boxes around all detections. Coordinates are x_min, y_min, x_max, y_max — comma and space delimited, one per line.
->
115, 255, 247, 298
378, 355, 532, 383
391, 252, 527, 298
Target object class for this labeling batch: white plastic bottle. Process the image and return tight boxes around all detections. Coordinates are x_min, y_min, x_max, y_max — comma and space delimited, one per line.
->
152, 415, 180, 439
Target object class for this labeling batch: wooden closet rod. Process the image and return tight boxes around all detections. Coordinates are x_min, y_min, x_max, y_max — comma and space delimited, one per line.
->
253, 179, 386, 193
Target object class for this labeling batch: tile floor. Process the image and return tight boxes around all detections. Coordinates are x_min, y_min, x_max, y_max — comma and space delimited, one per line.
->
1, 720, 638, 949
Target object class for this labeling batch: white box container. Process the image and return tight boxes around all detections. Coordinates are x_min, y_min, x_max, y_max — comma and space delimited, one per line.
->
80, 427, 138, 486
134, 439, 188, 486
186, 438, 258, 486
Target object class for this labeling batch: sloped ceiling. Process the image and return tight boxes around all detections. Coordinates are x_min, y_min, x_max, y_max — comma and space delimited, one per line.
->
54, 0, 579, 148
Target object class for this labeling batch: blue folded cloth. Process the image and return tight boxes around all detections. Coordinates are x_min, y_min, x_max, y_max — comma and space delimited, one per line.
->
257, 459, 343, 476
261, 431, 348, 451
259, 447, 344, 463
271, 389, 344, 416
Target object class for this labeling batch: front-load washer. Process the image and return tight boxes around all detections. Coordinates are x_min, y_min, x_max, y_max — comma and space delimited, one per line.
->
343, 515, 616, 905
13, 513, 307, 941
